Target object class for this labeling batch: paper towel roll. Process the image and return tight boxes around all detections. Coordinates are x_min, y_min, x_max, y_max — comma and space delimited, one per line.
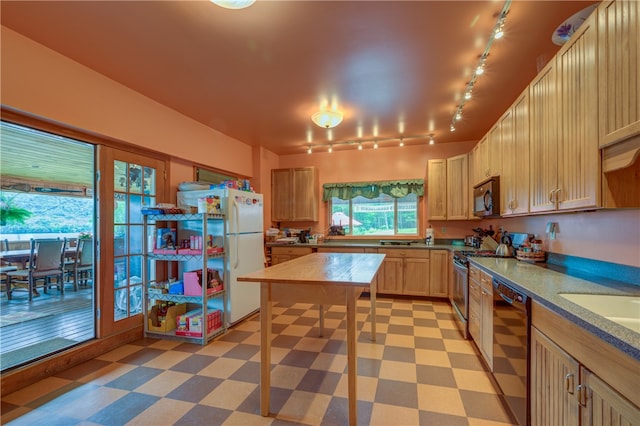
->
425, 228, 434, 245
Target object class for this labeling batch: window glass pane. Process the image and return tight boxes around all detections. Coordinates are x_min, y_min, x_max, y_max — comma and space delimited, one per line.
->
129, 164, 143, 194
114, 225, 127, 256
129, 255, 143, 284
330, 198, 350, 232
129, 194, 143, 224
398, 193, 418, 234
114, 160, 127, 192
353, 195, 395, 236
130, 285, 143, 315
143, 167, 156, 196
114, 193, 126, 224
114, 258, 127, 288
114, 287, 128, 320
129, 225, 143, 255
330, 193, 418, 236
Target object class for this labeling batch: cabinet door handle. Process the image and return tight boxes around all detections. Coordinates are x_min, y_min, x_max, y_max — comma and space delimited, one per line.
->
565, 373, 574, 394
549, 191, 555, 203
555, 188, 562, 204
576, 384, 587, 406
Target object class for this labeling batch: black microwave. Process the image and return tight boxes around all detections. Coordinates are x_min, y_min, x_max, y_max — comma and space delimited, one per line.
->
473, 177, 500, 218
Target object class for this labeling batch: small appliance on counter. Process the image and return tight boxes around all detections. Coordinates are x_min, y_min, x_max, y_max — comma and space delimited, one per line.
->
328, 225, 345, 236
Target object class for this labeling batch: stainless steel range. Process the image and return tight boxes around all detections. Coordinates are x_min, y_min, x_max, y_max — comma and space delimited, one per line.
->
451, 249, 504, 339
450, 232, 531, 340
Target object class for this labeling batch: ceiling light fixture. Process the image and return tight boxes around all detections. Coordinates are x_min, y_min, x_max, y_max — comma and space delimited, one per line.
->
210, 0, 256, 9
429, 135, 435, 145
311, 109, 344, 129
450, 0, 511, 132
302, 134, 435, 154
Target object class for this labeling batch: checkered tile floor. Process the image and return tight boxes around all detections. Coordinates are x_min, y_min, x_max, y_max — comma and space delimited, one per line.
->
1, 297, 517, 425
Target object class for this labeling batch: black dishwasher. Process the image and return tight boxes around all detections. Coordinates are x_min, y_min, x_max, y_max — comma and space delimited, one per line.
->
492, 277, 530, 426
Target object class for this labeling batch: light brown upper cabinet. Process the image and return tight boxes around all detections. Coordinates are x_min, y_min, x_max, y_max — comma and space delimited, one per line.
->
530, 10, 599, 213
598, 0, 640, 149
428, 156, 469, 220
427, 159, 447, 220
271, 167, 318, 222
446, 154, 469, 220
500, 92, 530, 216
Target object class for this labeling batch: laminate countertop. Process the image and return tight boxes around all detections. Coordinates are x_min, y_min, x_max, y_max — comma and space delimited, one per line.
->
267, 241, 464, 251
469, 257, 640, 361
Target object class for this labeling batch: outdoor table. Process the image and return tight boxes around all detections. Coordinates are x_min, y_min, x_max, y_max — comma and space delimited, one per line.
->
238, 252, 385, 426
0, 248, 76, 269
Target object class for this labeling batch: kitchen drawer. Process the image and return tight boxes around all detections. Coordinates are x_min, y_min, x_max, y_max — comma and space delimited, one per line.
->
469, 278, 481, 305
480, 271, 492, 289
271, 246, 314, 256
378, 248, 430, 259
469, 264, 481, 282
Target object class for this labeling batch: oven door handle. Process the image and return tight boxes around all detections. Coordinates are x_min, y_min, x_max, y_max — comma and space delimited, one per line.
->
498, 292, 514, 305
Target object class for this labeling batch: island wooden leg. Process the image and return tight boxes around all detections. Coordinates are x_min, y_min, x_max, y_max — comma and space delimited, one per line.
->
260, 282, 271, 417
370, 279, 377, 342
318, 304, 324, 337
346, 288, 357, 426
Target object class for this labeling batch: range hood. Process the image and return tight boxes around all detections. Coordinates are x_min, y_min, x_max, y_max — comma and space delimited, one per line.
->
602, 133, 640, 173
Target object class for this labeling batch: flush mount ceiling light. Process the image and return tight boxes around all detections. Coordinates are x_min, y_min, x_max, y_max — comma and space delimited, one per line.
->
210, 0, 256, 10
311, 109, 344, 129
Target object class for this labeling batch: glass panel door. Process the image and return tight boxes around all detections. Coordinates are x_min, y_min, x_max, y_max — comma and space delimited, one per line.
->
113, 161, 157, 320
99, 147, 167, 336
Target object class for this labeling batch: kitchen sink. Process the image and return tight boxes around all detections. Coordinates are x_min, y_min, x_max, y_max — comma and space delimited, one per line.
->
558, 293, 640, 333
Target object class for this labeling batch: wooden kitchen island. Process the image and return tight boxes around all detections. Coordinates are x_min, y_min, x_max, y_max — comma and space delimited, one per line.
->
237, 252, 385, 426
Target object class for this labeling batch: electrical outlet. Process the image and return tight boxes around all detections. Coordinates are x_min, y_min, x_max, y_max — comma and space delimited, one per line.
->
441, 227, 446, 234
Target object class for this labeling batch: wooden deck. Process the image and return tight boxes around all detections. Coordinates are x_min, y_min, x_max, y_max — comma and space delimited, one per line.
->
0, 285, 94, 371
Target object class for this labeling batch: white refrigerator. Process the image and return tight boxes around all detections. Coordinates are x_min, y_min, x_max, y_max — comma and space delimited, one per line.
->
177, 188, 264, 325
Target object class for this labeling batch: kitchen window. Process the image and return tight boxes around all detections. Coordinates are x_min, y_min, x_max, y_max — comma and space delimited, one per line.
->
324, 179, 423, 236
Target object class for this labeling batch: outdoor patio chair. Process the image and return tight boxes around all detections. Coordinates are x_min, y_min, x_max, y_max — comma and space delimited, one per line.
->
74, 238, 93, 288
6, 238, 65, 301
1, 239, 18, 293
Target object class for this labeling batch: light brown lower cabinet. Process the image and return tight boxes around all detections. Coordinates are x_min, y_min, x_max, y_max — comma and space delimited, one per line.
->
468, 265, 493, 369
270, 246, 313, 265
376, 249, 448, 297
531, 301, 640, 426
428, 250, 449, 297
530, 326, 639, 426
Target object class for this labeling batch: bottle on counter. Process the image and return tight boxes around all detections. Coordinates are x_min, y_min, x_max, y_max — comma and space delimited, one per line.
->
425, 226, 434, 245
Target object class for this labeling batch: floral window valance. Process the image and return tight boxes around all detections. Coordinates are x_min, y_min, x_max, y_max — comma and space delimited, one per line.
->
322, 179, 424, 201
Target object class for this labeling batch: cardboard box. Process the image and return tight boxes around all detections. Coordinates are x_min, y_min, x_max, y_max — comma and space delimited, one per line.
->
175, 309, 222, 337
156, 227, 177, 250
148, 302, 186, 332
183, 269, 224, 296
197, 196, 221, 214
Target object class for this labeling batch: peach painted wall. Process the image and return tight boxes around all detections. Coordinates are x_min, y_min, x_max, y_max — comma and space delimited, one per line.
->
483, 210, 640, 267
277, 141, 477, 234
1, 27, 253, 178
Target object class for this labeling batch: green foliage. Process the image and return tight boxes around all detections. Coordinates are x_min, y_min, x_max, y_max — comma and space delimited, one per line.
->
0, 192, 93, 234
0, 193, 32, 225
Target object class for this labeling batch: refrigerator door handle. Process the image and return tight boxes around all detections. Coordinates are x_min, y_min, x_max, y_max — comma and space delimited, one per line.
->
232, 198, 240, 269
